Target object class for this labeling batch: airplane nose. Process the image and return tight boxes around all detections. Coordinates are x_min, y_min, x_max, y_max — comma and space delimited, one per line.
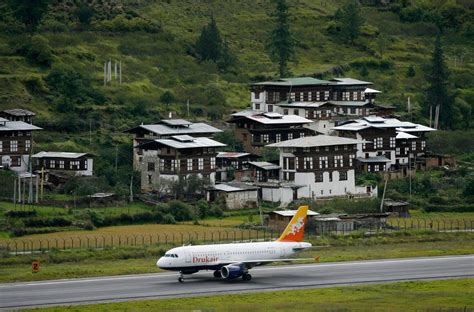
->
156, 257, 164, 268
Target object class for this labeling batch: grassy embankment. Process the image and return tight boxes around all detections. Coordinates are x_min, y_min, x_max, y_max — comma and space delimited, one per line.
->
1, 231, 472, 283
23, 279, 474, 312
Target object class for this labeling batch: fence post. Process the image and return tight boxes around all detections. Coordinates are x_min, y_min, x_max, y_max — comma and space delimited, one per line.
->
181, 233, 183, 245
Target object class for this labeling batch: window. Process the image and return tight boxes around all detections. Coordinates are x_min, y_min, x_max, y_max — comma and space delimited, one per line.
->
287, 133, 293, 140
294, 109, 299, 115
148, 175, 152, 185
159, 159, 165, 171
171, 159, 177, 171
396, 148, 400, 155
421, 141, 426, 150
412, 141, 417, 150
148, 162, 155, 172
319, 156, 328, 168
0, 141, 2, 152
349, 154, 355, 167
25, 140, 31, 151
283, 109, 289, 115
390, 137, 396, 148
300, 132, 305, 138
340, 171, 348, 181
262, 134, 269, 143
276, 133, 281, 142
50, 160, 56, 168
324, 91, 330, 100
255, 103, 260, 110
254, 92, 260, 99
342, 92, 350, 101
334, 155, 343, 167
59, 160, 65, 169
375, 137, 383, 149
304, 157, 313, 169
303, 147, 310, 153
315, 172, 323, 182
329, 171, 333, 182
187, 159, 193, 171
210, 157, 216, 170
316, 92, 320, 101
198, 158, 204, 170
268, 105, 273, 112
374, 164, 380, 172
352, 91, 358, 100
10, 140, 18, 152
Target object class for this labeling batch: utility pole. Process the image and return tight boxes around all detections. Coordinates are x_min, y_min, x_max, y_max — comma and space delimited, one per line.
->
129, 173, 134, 203
380, 178, 388, 213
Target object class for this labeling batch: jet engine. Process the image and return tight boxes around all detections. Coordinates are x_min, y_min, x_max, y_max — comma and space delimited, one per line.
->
220, 265, 243, 279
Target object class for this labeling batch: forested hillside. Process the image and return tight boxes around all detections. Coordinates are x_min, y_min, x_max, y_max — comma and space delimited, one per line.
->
0, 0, 473, 192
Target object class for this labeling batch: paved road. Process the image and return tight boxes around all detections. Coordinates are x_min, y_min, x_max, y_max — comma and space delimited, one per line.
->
1, 255, 473, 309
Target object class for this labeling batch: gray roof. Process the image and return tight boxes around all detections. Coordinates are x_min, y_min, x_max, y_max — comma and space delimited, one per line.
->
32, 152, 90, 159
331, 78, 373, 85
248, 161, 280, 170
356, 156, 391, 163
327, 100, 372, 107
150, 137, 226, 149
396, 132, 418, 140
161, 119, 193, 126
2, 108, 36, 116
213, 183, 259, 192
332, 117, 435, 133
0, 120, 42, 132
246, 114, 313, 125
216, 152, 252, 158
271, 209, 319, 217
253, 77, 331, 87
268, 135, 363, 148
125, 122, 222, 136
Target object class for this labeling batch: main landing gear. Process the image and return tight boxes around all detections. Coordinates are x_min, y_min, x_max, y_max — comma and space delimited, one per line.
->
178, 271, 184, 283
213, 270, 222, 278
242, 273, 252, 281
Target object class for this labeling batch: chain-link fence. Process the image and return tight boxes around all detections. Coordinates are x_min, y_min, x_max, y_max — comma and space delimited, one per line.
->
1, 218, 473, 254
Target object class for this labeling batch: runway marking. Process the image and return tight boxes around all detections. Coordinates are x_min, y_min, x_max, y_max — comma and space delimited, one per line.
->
1, 255, 472, 288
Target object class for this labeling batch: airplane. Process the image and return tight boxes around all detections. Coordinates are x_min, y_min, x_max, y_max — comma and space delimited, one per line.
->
157, 205, 314, 282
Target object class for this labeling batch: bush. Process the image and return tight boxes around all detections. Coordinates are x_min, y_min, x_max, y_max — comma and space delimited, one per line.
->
95, 15, 160, 32
168, 200, 193, 221
5, 210, 37, 218
20, 35, 54, 67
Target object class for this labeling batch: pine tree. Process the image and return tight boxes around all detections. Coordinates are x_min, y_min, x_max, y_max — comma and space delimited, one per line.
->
337, 2, 364, 44
218, 37, 236, 72
195, 15, 222, 62
425, 34, 453, 129
266, 0, 296, 77
9, 0, 51, 32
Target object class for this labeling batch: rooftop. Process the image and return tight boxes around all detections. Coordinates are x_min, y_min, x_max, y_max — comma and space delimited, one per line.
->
253, 77, 331, 87
212, 183, 259, 192
268, 135, 363, 148
271, 209, 319, 217
331, 78, 373, 86
248, 161, 280, 170
0, 119, 42, 132
125, 121, 222, 136
32, 152, 90, 159
141, 136, 226, 149
396, 132, 418, 140
2, 108, 36, 116
216, 152, 252, 158
356, 156, 391, 163
332, 117, 436, 133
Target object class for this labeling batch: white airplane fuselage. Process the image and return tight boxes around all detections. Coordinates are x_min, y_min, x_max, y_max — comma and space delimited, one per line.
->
156, 241, 312, 272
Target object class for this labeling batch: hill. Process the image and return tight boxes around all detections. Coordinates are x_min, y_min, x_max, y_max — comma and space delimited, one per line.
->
0, 0, 473, 190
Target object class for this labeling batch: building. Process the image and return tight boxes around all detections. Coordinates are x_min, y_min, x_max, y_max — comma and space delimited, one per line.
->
267, 209, 319, 231
136, 135, 226, 192
206, 183, 259, 210
332, 116, 436, 173
124, 119, 222, 171
249, 77, 383, 134
383, 199, 410, 218
0, 109, 36, 124
215, 152, 258, 183
267, 135, 376, 206
0, 117, 42, 172
228, 111, 315, 155
32, 152, 94, 177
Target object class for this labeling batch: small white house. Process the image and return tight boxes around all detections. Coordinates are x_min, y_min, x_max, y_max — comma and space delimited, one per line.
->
32, 152, 93, 176
207, 183, 259, 210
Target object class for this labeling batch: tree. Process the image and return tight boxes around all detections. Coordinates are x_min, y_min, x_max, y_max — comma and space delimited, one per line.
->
337, 2, 364, 44
160, 90, 176, 108
425, 34, 453, 129
406, 65, 416, 77
266, 0, 296, 77
9, 0, 51, 32
376, 33, 390, 58
217, 37, 236, 72
195, 15, 222, 62
75, 5, 96, 28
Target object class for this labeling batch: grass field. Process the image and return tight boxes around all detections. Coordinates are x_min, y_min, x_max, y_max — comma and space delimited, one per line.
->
1, 231, 472, 283
22, 278, 474, 312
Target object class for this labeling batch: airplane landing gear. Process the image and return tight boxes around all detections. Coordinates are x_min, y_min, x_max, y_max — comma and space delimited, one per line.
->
178, 271, 184, 283
242, 273, 252, 281
213, 270, 222, 278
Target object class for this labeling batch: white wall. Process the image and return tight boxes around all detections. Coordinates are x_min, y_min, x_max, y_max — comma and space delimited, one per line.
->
224, 190, 258, 210
294, 170, 356, 199
76, 158, 93, 176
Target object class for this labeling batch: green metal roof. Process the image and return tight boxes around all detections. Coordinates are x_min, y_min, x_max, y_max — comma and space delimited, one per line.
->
253, 77, 331, 87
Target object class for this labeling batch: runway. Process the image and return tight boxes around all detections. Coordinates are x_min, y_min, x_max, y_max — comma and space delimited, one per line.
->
1, 255, 473, 309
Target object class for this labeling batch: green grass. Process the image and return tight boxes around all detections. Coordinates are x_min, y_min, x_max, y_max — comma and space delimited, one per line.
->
23, 278, 474, 312
1, 231, 472, 283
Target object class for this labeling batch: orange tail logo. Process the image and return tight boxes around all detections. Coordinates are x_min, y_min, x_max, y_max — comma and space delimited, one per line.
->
276, 206, 308, 242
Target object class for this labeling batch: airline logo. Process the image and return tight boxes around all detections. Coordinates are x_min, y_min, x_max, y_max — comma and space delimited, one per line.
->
193, 255, 219, 263
277, 206, 308, 242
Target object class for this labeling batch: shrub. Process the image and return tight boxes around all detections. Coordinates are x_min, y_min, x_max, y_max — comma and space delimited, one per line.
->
168, 200, 193, 221
20, 35, 54, 67
5, 210, 37, 218
95, 15, 160, 32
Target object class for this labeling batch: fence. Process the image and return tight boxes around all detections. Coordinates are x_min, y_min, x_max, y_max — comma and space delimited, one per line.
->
1, 219, 473, 254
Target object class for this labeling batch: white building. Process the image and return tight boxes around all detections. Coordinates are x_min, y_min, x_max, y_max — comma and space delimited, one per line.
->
32, 152, 94, 176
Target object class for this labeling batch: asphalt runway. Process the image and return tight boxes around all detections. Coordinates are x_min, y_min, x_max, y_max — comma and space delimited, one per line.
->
1, 255, 473, 309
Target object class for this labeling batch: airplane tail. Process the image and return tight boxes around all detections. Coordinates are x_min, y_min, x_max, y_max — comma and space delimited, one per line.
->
276, 205, 308, 242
